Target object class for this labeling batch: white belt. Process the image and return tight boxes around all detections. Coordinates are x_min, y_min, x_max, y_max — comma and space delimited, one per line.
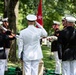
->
0, 47, 4, 50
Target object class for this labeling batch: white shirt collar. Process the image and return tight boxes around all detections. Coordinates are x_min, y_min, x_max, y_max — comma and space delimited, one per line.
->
28, 25, 34, 27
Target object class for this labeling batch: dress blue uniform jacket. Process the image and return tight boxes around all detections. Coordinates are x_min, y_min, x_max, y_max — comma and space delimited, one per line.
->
0, 33, 10, 59
58, 26, 76, 61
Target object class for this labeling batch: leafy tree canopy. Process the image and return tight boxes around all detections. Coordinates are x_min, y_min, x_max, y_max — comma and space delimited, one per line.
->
0, 0, 76, 34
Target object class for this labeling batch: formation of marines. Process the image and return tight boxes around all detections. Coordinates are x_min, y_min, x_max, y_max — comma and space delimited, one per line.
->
0, 14, 76, 75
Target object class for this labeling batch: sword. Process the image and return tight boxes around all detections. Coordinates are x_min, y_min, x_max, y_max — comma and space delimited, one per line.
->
0, 21, 19, 38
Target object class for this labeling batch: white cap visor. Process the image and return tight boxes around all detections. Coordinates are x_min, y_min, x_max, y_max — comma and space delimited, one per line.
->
53, 21, 60, 25
26, 14, 37, 21
66, 16, 76, 23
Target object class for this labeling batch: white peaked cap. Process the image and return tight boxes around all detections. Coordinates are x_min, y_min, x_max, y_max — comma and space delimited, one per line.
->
53, 21, 60, 25
65, 16, 76, 23
26, 14, 37, 21
2, 17, 8, 22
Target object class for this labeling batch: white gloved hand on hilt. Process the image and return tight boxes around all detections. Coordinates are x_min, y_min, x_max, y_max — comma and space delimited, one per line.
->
47, 36, 58, 42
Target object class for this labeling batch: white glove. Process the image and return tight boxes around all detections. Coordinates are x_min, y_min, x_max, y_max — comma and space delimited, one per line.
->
35, 21, 43, 28
15, 35, 19, 38
47, 36, 58, 41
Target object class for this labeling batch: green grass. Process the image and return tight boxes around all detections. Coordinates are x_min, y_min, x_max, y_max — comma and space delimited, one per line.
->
42, 45, 55, 70
8, 45, 55, 70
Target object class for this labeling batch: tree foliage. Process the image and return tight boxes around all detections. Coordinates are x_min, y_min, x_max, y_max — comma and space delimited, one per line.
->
0, 0, 76, 61
1, 0, 75, 33
0, 1, 3, 15
18, 0, 76, 34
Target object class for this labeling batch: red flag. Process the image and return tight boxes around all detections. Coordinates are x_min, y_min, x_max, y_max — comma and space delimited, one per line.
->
37, 0, 43, 26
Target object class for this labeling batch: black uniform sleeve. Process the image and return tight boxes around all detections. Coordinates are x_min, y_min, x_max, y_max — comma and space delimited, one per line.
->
5, 30, 11, 35
5, 30, 16, 40
57, 42, 62, 59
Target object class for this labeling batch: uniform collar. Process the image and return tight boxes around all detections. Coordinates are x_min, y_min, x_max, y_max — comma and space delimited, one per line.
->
28, 25, 35, 28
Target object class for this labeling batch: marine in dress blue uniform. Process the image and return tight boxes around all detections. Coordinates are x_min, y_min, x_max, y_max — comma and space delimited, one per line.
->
58, 16, 76, 75
2, 18, 15, 71
0, 22, 15, 75
51, 21, 61, 75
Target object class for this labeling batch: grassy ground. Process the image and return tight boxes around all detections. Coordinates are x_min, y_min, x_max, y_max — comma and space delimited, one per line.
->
42, 45, 55, 70
8, 45, 55, 70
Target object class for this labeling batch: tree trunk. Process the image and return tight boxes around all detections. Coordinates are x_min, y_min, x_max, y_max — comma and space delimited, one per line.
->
8, 0, 19, 62
4, 0, 9, 17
